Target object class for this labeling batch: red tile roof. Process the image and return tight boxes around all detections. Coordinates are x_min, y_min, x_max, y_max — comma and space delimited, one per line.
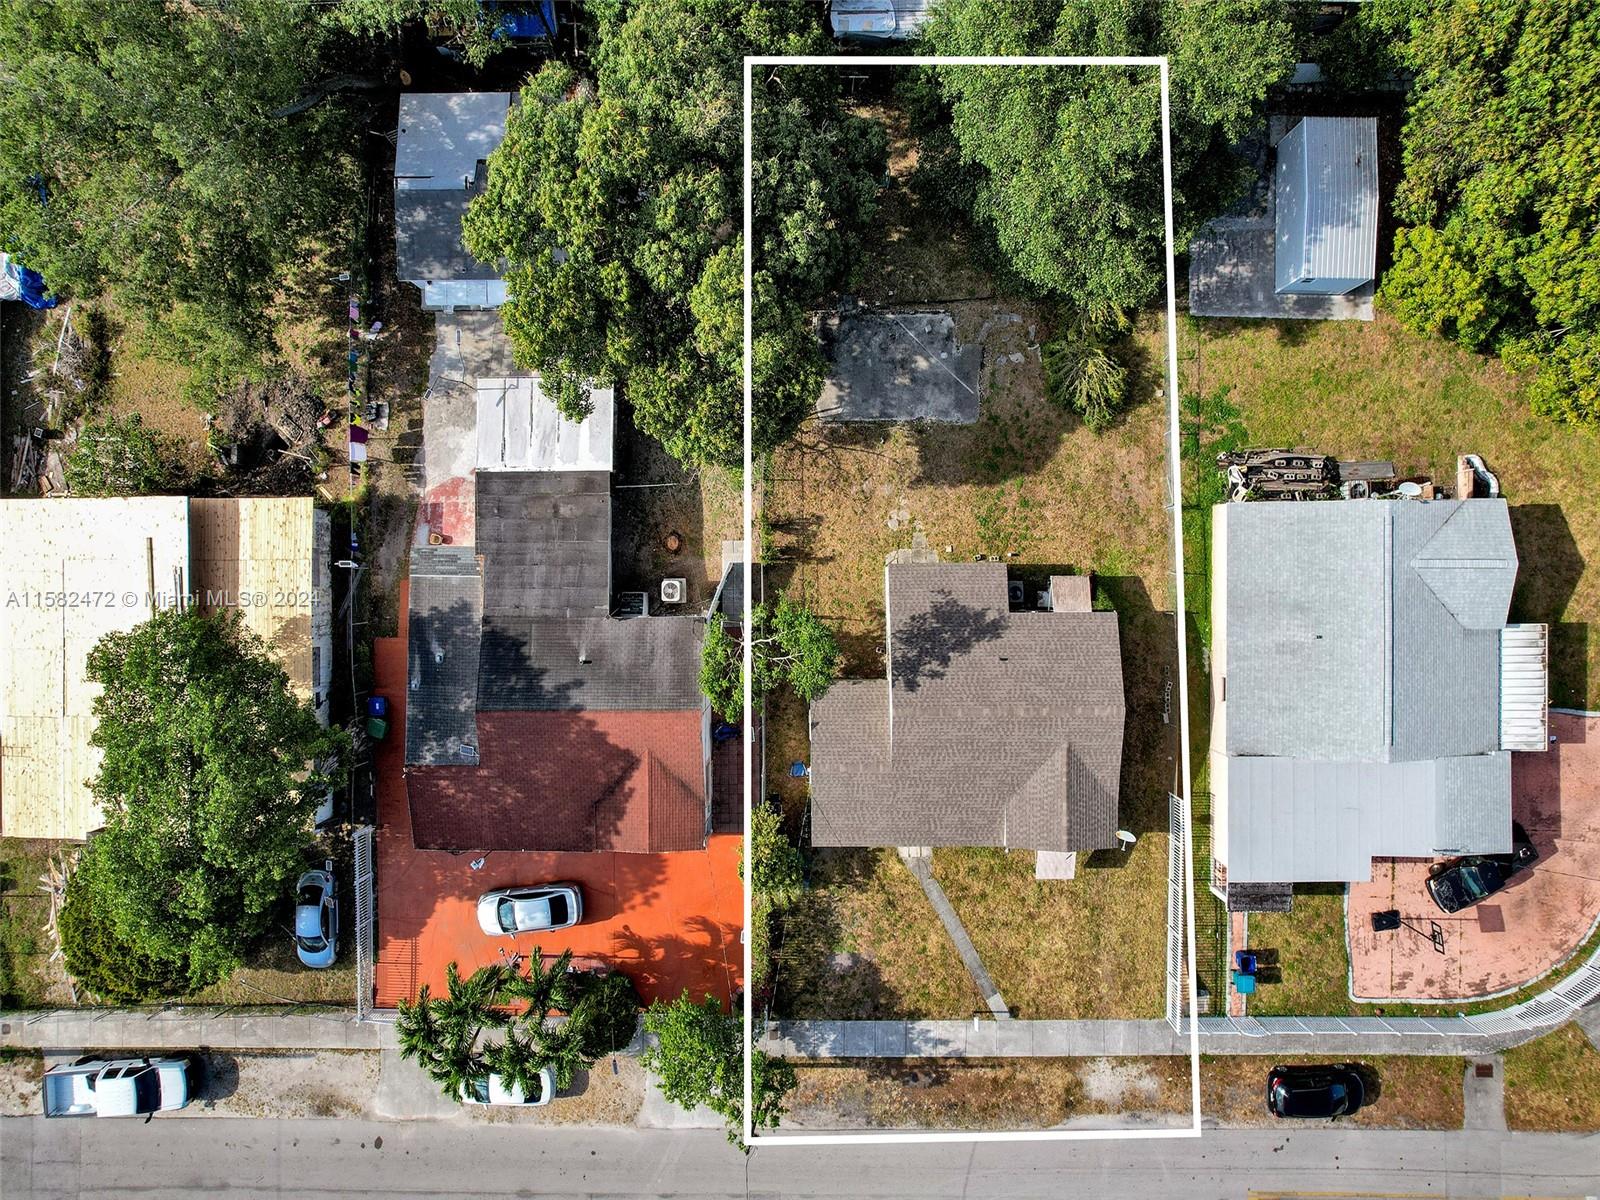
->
406, 710, 707, 853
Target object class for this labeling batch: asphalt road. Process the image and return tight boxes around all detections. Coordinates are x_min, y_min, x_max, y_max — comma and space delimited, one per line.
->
3, 1118, 1599, 1199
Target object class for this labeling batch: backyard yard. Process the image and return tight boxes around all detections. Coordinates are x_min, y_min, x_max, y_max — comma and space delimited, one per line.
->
762, 100, 1180, 1023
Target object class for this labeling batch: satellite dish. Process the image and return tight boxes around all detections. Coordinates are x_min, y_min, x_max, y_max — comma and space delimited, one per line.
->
1397, 481, 1424, 498
1116, 830, 1138, 852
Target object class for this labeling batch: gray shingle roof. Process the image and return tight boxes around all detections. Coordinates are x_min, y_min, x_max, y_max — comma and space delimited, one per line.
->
810, 563, 1126, 852
477, 470, 611, 618
1219, 497, 1520, 883
474, 471, 701, 712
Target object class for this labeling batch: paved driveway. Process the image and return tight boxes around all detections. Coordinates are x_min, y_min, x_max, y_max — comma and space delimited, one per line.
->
370, 609, 742, 1011
1349, 712, 1600, 1000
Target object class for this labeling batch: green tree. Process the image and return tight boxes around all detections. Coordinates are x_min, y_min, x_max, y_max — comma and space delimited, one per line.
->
641, 991, 797, 1145
699, 594, 840, 719
0, 1, 360, 386
463, 2, 881, 469
1041, 308, 1133, 431
58, 850, 189, 1004
746, 803, 804, 994
325, 0, 524, 66
699, 621, 744, 722
919, 0, 1297, 311
63, 413, 183, 497
63, 609, 347, 991
1374, 0, 1600, 422
396, 954, 636, 1102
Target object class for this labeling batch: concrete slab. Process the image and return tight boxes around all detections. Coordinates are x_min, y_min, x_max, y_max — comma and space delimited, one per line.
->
636, 1071, 722, 1129
1463, 1057, 1506, 1131
375, 1045, 461, 1120
1190, 223, 1374, 320
1349, 713, 1600, 1001
818, 311, 981, 423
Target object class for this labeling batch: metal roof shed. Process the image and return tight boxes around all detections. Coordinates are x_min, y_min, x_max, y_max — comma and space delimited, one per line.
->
1274, 117, 1378, 296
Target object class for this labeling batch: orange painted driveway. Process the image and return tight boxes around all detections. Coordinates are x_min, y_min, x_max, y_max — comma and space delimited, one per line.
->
370, 588, 742, 1010
1348, 712, 1600, 1001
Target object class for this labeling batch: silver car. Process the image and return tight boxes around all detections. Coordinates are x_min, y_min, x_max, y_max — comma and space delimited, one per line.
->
293, 863, 338, 969
476, 884, 583, 936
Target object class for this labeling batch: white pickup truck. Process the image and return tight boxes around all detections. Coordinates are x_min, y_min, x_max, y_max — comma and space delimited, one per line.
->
42, 1057, 200, 1118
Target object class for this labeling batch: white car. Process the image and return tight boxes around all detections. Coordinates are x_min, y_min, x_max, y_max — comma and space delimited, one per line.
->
476, 884, 583, 936
464, 1069, 556, 1107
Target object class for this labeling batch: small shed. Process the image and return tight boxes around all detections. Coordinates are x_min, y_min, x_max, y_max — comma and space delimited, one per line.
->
1274, 117, 1378, 297
830, 0, 937, 40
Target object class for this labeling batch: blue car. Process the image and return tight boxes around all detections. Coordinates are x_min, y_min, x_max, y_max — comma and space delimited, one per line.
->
293, 864, 338, 969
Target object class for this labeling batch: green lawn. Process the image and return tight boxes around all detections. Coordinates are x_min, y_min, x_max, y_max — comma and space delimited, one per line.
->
1242, 888, 1353, 1016
1503, 1024, 1600, 1132
932, 846, 1167, 1019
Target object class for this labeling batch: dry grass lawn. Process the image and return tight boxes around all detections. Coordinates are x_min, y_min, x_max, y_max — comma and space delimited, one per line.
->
1201, 1054, 1465, 1129
931, 846, 1167, 1019
1502, 1024, 1600, 1132
774, 849, 982, 1019
764, 100, 1179, 1023
786, 1056, 1192, 1131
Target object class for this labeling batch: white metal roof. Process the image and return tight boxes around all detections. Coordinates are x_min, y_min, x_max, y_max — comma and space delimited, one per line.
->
475, 377, 614, 472
1275, 116, 1379, 292
1500, 624, 1549, 751
421, 279, 507, 310
395, 93, 513, 191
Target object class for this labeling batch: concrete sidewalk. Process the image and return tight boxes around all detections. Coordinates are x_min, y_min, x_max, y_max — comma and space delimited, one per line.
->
767, 1018, 1557, 1058
899, 851, 1009, 1019
1, 1009, 390, 1053
766, 1020, 1188, 1058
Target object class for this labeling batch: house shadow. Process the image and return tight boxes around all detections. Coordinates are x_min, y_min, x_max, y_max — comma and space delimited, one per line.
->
610, 396, 712, 608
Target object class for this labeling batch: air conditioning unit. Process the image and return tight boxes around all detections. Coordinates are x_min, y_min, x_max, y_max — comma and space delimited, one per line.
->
1006, 580, 1025, 608
617, 591, 649, 619
661, 578, 687, 605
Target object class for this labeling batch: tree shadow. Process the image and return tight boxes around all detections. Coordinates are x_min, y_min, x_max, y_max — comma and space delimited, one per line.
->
769, 849, 908, 1021
1507, 502, 1587, 707
890, 593, 1007, 694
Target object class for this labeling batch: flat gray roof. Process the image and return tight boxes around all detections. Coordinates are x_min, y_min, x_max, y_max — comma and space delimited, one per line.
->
817, 311, 982, 423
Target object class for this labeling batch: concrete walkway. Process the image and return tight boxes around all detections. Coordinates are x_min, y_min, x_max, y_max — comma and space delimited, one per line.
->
767, 1018, 1568, 1059
0, 1009, 389, 1053
767, 1020, 1187, 1058
898, 851, 1010, 1018
1463, 1056, 1507, 1131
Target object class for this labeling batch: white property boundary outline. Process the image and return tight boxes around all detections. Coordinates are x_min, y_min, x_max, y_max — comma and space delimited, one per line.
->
742, 54, 1200, 1147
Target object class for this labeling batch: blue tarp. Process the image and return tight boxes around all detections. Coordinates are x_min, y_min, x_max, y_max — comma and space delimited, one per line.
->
492, 1, 557, 41
0, 253, 58, 309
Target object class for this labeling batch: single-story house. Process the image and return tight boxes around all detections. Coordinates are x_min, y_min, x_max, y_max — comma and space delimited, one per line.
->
0, 497, 332, 841
394, 92, 514, 312
403, 381, 713, 854
809, 563, 1125, 877
1209, 497, 1548, 907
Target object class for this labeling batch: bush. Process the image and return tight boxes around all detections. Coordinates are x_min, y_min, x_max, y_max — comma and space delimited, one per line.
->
64, 413, 181, 497
1042, 337, 1129, 431
59, 855, 188, 1004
